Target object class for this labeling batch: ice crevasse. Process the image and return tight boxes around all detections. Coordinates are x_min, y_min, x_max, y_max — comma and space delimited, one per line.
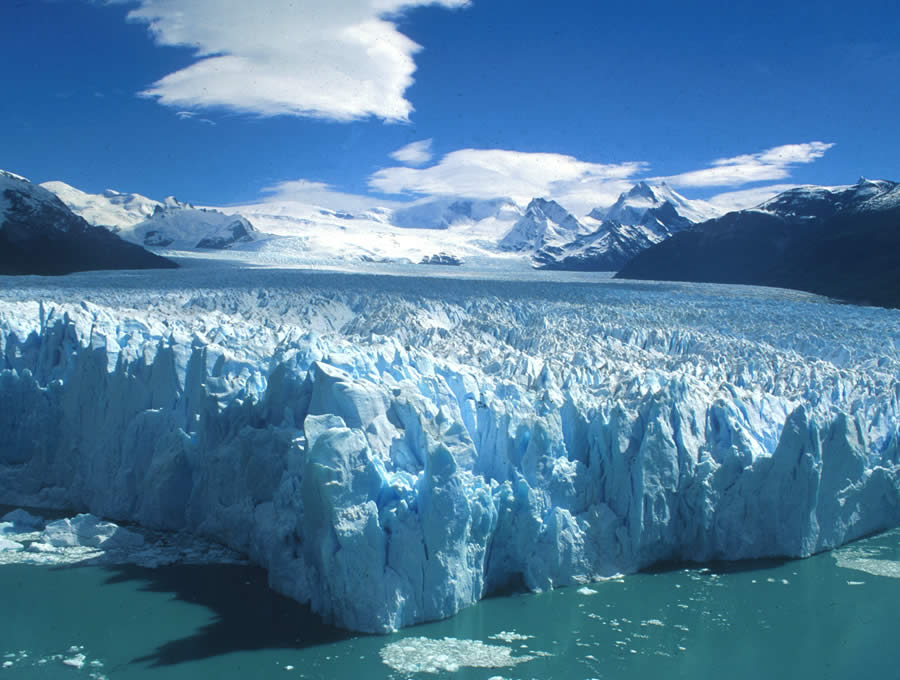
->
0, 271, 899, 633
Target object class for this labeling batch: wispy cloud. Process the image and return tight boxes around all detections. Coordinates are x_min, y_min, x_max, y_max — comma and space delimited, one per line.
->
175, 110, 216, 125
257, 140, 835, 216
370, 148, 646, 210
389, 138, 434, 165
706, 184, 800, 212
114, 0, 470, 122
663, 142, 835, 187
260, 178, 407, 212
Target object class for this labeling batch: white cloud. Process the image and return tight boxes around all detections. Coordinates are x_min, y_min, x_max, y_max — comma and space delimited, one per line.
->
706, 184, 800, 212
260, 178, 407, 212
175, 111, 216, 125
253, 139, 835, 219
389, 138, 434, 165
116, 0, 470, 121
664, 142, 834, 188
369, 148, 646, 211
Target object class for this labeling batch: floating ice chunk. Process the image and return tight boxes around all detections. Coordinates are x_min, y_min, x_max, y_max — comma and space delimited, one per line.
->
380, 637, 535, 674
834, 555, 900, 578
41, 514, 144, 549
1, 509, 44, 530
488, 631, 534, 642
62, 653, 86, 669
577, 586, 598, 595
0, 537, 23, 552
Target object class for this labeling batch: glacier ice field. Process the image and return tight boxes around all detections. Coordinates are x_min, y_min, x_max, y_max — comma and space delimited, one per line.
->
0, 263, 898, 633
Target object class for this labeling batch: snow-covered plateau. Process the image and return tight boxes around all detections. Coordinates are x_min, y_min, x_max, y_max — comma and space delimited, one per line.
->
1, 263, 898, 633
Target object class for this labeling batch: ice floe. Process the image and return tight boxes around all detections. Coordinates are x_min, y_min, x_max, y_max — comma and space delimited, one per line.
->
380, 636, 535, 674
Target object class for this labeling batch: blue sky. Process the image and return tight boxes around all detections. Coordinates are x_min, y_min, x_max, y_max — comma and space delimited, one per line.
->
3, 0, 898, 214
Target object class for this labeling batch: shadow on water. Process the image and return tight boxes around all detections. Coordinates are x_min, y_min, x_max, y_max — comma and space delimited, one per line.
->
97, 563, 355, 668
641, 555, 792, 576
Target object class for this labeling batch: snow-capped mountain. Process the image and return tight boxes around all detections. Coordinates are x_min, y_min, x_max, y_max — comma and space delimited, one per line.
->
530, 182, 721, 271
41, 181, 160, 230
592, 181, 720, 230
534, 220, 662, 271
44, 183, 257, 250
126, 197, 257, 250
755, 178, 897, 219
499, 197, 589, 251
617, 177, 900, 308
0, 170, 175, 275
391, 197, 521, 230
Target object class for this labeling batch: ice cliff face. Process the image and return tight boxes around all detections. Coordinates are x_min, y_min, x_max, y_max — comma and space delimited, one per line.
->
1, 268, 899, 632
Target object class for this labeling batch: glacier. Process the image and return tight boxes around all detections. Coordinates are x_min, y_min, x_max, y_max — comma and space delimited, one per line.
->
0, 265, 899, 633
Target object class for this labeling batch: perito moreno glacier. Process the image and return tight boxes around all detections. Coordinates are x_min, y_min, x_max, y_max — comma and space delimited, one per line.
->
1, 266, 898, 633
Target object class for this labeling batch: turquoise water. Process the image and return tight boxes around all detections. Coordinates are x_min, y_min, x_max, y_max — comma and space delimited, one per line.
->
2, 528, 899, 679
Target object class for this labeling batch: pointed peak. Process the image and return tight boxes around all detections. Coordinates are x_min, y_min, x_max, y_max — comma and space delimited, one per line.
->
629, 181, 656, 197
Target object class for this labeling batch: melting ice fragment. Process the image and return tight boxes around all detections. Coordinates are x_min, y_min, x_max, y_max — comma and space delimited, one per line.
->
379, 637, 535, 674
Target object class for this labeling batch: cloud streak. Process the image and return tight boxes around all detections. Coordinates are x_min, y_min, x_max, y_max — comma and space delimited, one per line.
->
117, 0, 469, 121
370, 148, 646, 207
260, 178, 407, 212
706, 184, 801, 212
663, 142, 834, 187
389, 139, 434, 165
257, 140, 835, 217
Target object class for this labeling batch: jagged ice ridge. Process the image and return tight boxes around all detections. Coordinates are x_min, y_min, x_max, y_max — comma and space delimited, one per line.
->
0, 267, 898, 632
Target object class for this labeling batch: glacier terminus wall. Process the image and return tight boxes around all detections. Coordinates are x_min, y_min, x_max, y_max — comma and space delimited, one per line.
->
1, 266, 899, 632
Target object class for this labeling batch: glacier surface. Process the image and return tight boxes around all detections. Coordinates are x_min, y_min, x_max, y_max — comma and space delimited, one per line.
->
0, 265, 898, 632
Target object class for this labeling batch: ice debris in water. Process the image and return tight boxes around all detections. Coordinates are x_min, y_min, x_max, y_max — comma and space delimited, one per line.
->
0, 510, 245, 567
379, 637, 535, 674
62, 653, 86, 669
0, 538, 23, 553
834, 552, 900, 578
41, 514, 144, 549
489, 631, 534, 642
0, 269, 899, 632
577, 586, 599, 595
0, 646, 106, 676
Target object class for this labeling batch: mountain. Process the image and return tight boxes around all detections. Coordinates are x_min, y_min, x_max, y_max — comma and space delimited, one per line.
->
533, 182, 721, 271
498, 197, 589, 251
0, 170, 176, 275
392, 197, 521, 230
41, 181, 160, 230
592, 181, 720, 230
44, 183, 257, 250
534, 220, 661, 271
616, 178, 900, 308
127, 198, 257, 249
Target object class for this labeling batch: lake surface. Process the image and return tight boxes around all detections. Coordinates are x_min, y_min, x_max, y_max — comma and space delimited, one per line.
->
2, 527, 898, 679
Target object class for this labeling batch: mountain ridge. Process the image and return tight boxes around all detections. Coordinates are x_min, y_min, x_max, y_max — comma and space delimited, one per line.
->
0, 171, 176, 275
616, 178, 900, 308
